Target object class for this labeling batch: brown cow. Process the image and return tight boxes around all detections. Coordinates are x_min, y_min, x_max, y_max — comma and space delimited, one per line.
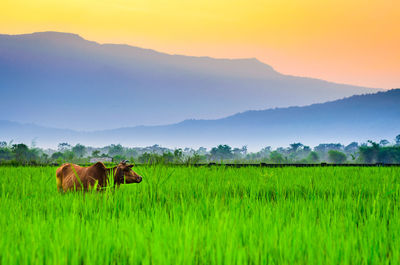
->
56, 160, 142, 191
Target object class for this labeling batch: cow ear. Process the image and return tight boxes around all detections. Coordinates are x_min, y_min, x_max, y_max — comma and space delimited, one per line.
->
127, 164, 134, 169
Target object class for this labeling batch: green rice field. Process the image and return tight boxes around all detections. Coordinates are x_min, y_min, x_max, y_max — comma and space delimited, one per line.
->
0, 166, 399, 265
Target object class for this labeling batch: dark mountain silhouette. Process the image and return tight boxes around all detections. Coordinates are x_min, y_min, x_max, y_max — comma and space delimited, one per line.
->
0, 31, 379, 130
1, 89, 399, 149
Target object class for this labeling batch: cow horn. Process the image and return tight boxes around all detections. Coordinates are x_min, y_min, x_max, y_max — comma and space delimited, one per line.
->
121, 160, 129, 164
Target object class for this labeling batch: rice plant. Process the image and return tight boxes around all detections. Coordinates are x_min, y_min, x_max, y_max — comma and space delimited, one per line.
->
0, 166, 399, 265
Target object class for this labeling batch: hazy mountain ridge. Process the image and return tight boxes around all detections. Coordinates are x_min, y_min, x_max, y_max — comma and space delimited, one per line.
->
1, 89, 399, 149
0, 31, 379, 130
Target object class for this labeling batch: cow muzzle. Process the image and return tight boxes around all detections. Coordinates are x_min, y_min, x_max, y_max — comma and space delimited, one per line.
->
125, 175, 142, 183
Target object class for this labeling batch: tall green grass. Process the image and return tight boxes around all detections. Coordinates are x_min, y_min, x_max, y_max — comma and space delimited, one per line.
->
0, 166, 399, 264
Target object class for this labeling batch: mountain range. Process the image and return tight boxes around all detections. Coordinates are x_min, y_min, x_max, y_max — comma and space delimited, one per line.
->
1, 89, 399, 150
0, 31, 379, 130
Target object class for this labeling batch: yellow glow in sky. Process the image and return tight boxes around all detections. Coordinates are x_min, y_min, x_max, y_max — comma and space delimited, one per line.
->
1, 0, 399, 88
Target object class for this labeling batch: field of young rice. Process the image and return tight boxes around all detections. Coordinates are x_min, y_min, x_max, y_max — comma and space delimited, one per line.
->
0, 166, 399, 265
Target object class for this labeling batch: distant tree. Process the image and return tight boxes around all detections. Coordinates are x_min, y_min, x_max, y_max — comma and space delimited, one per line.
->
12, 144, 31, 163
183, 147, 194, 155
396, 134, 400, 145
72, 144, 86, 158
162, 152, 174, 163
137, 152, 166, 164
210, 147, 219, 160
29, 148, 41, 161
174, 149, 183, 163
358, 140, 400, 164
196, 147, 208, 155
303, 146, 311, 152
0, 147, 13, 161
125, 148, 139, 158
0, 141, 7, 148
40, 153, 49, 163
63, 150, 75, 160
379, 139, 390, 146
270, 151, 285, 164
138, 152, 153, 164
262, 146, 272, 152
344, 142, 359, 153
290, 143, 303, 152
145, 144, 169, 154
210, 145, 233, 160
362, 141, 380, 163
307, 151, 319, 163
92, 150, 101, 157
113, 154, 126, 163
232, 148, 243, 158
315, 143, 343, 153
108, 144, 124, 157
241, 145, 248, 156
259, 146, 272, 157
51, 152, 64, 160
183, 153, 202, 165
377, 147, 400, 164
58, 142, 71, 152
328, 150, 347, 164
276, 147, 286, 154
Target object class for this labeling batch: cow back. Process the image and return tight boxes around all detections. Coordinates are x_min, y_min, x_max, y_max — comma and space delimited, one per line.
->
56, 162, 108, 191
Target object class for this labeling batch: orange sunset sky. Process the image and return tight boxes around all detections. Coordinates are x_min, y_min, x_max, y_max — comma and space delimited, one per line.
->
1, 0, 399, 88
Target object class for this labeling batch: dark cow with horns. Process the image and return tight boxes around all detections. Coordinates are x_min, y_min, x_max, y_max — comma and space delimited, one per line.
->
56, 160, 142, 191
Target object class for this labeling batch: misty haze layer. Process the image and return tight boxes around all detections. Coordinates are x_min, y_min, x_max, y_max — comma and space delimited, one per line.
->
0, 31, 379, 130
1, 89, 399, 150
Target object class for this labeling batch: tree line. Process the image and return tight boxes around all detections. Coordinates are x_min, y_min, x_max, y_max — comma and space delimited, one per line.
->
1, 135, 400, 165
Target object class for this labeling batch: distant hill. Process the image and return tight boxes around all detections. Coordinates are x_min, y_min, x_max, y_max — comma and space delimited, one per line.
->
1, 89, 399, 149
0, 31, 379, 130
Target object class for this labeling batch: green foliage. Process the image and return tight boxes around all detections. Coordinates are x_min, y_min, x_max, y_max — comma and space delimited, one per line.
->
91, 150, 101, 157
328, 150, 347, 164
307, 151, 320, 163
173, 148, 183, 163
396, 134, 400, 145
379, 139, 390, 146
183, 152, 202, 165
12, 143, 29, 162
108, 144, 124, 157
344, 142, 359, 154
210, 144, 233, 160
63, 150, 76, 161
359, 142, 380, 163
72, 143, 86, 158
269, 151, 285, 163
112, 154, 126, 162
289, 142, 303, 152
138, 152, 173, 164
51, 151, 64, 160
359, 142, 400, 164
2, 137, 400, 165
315, 143, 343, 153
0, 147, 13, 161
57, 142, 71, 151
11, 143, 41, 163
1, 166, 400, 264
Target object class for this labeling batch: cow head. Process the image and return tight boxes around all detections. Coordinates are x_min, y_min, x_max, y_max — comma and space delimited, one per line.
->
114, 160, 142, 185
